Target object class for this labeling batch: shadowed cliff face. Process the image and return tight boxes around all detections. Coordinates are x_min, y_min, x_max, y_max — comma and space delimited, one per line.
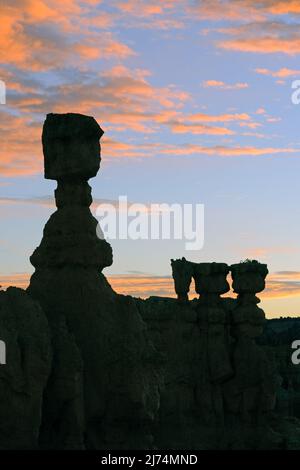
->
0, 287, 51, 449
136, 260, 300, 450
136, 261, 275, 450
27, 113, 162, 450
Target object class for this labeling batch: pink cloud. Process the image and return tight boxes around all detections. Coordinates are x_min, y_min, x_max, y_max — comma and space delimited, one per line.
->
256, 67, 300, 78
203, 80, 249, 89
189, 1, 300, 22
216, 22, 300, 55
170, 122, 235, 135
2, 270, 300, 304
0, 1, 135, 71
256, 107, 266, 114
159, 144, 299, 157
186, 112, 250, 123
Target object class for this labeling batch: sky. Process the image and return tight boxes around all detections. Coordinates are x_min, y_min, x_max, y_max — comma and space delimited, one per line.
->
1, 0, 300, 317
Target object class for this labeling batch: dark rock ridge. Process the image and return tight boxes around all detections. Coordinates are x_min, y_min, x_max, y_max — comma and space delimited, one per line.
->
0, 113, 300, 449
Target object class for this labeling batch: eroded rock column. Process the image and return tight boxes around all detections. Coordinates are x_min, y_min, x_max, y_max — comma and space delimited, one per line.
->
28, 113, 161, 449
227, 261, 280, 448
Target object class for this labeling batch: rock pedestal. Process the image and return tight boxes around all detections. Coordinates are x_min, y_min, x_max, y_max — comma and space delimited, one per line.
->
230, 260, 268, 338
171, 257, 193, 302
225, 261, 279, 448
192, 263, 233, 445
28, 113, 161, 449
194, 262, 233, 384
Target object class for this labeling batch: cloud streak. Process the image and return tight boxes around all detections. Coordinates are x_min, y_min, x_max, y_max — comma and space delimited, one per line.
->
0, 1, 135, 71
203, 80, 249, 90
2, 270, 300, 304
256, 67, 300, 78
216, 22, 300, 55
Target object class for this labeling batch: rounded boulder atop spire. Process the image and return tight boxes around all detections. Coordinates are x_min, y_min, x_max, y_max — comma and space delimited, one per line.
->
42, 113, 104, 181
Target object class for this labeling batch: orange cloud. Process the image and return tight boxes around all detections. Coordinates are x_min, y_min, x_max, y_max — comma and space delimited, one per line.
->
170, 122, 234, 135
263, 271, 300, 300
108, 274, 177, 298
159, 144, 299, 157
240, 132, 266, 139
102, 138, 151, 158
2, 271, 300, 305
0, 1, 135, 70
0, 272, 176, 298
0, 63, 191, 175
75, 37, 135, 60
59, 76, 187, 135
81, 12, 115, 29
256, 67, 300, 78
188, 0, 265, 21
189, 1, 300, 22
203, 80, 249, 89
158, 111, 253, 136
239, 122, 262, 129
0, 196, 54, 208
116, 1, 163, 15
0, 100, 298, 176
0, 113, 42, 176
203, 80, 224, 87
102, 142, 300, 159
194, 3, 300, 56
0, 273, 30, 290
215, 22, 300, 55
59, 1, 176, 30
219, 37, 300, 54
258, 0, 300, 15
186, 112, 250, 123
114, 0, 183, 22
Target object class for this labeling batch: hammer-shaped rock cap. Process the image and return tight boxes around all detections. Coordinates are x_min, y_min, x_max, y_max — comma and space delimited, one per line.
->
42, 113, 104, 180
